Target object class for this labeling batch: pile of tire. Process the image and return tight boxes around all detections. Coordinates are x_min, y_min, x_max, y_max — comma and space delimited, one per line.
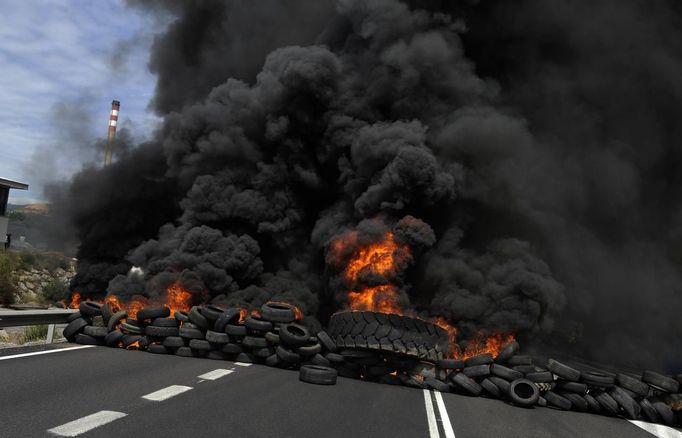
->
62, 301, 682, 426
64, 301, 340, 386
436, 341, 682, 428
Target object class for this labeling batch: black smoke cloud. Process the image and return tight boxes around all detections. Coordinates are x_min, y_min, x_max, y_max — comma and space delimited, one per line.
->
59, 0, 682, 370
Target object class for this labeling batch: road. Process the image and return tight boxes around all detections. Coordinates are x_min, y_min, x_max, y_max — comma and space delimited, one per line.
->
0, 344, 680, 438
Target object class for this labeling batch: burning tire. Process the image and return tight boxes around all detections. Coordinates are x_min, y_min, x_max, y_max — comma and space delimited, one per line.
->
327, 311, 448, 362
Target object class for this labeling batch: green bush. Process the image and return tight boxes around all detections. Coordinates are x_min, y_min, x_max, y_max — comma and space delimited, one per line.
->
22, 325, 48, 343
0, 251, 17, 306
42, 278, 70, 303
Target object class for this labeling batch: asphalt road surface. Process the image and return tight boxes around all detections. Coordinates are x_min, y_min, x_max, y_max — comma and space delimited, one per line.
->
0, 344, 680, 438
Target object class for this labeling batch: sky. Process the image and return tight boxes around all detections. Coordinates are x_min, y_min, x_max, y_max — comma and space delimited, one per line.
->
0, 0, 167, 204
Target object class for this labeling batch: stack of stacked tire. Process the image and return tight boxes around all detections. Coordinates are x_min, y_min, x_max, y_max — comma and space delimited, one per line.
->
63, 301, 109, 345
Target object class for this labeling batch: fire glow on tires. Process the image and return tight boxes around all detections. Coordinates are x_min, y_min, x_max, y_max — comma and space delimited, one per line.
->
329, 225, 514, 360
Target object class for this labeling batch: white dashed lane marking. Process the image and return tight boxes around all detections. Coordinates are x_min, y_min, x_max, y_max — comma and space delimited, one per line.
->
234, 362, 252, 367
198, 369, 234, 380
142, 385, 193, 402
629, 420, 682, 438
47, 410, 126, 437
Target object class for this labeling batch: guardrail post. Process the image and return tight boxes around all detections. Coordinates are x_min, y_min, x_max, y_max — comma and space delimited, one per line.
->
46, 324, 55, 344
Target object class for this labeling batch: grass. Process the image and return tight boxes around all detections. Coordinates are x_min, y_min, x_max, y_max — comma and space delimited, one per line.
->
21, 325, 49, 343
0, 251, 17, 306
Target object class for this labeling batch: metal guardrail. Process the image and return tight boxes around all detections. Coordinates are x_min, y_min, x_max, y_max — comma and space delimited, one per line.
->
0, 309, 78, 344
0, 309, 78, 328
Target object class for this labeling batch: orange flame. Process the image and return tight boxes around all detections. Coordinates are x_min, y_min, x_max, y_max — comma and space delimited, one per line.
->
239, 308, 247, 323
432, 317, 459, 357
456, 332, 516, 360
165, 282, 192, 317
332, 231, 409, 314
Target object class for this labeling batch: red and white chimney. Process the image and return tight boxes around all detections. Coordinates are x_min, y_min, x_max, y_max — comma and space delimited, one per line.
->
103, 100, 120, 166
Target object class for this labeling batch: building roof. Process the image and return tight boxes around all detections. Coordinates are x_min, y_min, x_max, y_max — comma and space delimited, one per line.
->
0, 177, 28, 190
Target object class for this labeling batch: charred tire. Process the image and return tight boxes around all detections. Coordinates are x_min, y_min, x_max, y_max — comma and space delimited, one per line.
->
296, 342, 321, 356
234, 352, 255, 363
188, 306, 209, 330
163, 336, 186, 348
101, 303, 114, 323
145, 326, 179, 337
200, 305, 225, 321
652, 401, 675, 426
507, 355, 532, 366
189, 339, 211, 351
526, 371, 554, 383
151, 317, 178, 327
179, 327, 204, 339
225, 324, 247, 336
481, 378, 501, 398
299, 365, 337, 385
105, 329, 123, 346
222, 343, 243, 354
426, 378, 450, 392
325, 353, 345, 364
547, 359, 580, 382
176, 346, 197, 357
75, 333, 103, 345
254, 347, 275, 359
438, 359, 465, 370
491, 364, 523, 381
148, 344, 169, 354
488, 376, 511, 395
83, 326, 108, 338
174, 310, 189, 323
494, 341, 520, 364
245, 316, 273, 332
328, 311, 448, 362
594, 391, 619, 416
642, 370, 679, 393
205, 330, 230, 344
509, 379, 540, 407
609, 386, 640, 419
316, 331, 337, 352
122, 334, 141, 348
265, 331, 280, 344
261, 302, 298, 323
137, 306, 170, 321
266, 354, 279, 367
311, 353, 331, 367
640, 398, 660, 423
555, 381, 587, 394
79, 301, 102, 317
451, 373, 483, 396
63, 317, 89, 341
242, 336, 268, 349
584, 393, 602, 413
120, 322, 143, 335
544, 391, 572, 410
561, 393, 588, 412
213, 308, 241, 332
279, 323, 310, 348
67, 311, 82, 323
465, 353, 493, 367
616, 374, 650, 398
581, 370, 615, 388
463, 364, 491, 378
513, 365, 537, 374
276, 345, 301, 363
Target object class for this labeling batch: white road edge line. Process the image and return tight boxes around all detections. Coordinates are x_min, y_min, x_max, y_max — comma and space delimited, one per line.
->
423, 389, 440, 438
234, 362, 252, 367
47, 410, 126, 437
434, 390, 456, 438
198, 369, 234, 380
142, 385, 193, 402
629, 420, 682, 438
0, 345, 94, 361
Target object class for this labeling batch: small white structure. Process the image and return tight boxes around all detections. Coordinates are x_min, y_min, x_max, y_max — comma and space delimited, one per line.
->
0, 177, 29, 246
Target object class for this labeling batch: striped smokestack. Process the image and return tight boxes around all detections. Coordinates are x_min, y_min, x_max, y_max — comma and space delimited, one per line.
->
103, 100, 120, 166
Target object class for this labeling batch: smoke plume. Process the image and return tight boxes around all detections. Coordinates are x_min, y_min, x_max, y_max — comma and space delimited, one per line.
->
58, 0, 682, 370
